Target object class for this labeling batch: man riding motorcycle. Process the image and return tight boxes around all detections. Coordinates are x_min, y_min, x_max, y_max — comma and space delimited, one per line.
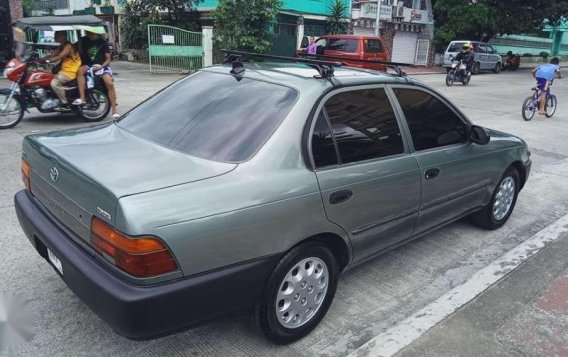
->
453, 44, 474, 75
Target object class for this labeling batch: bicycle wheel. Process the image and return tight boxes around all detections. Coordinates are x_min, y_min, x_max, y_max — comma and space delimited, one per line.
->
545, 94, 557, 118
522, 96, 536, 121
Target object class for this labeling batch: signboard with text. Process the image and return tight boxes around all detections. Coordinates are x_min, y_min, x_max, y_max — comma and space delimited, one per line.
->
402, 8, 431, 24
361, 3, 394, 21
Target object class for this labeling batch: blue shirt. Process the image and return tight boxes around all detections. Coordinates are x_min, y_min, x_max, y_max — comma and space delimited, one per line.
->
535, 64, 559, 81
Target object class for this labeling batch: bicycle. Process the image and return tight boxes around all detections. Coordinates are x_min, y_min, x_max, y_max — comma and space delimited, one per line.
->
522, 79, 558, 121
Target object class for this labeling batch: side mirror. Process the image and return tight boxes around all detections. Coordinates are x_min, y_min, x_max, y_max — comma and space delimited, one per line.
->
470, 125, 490, 145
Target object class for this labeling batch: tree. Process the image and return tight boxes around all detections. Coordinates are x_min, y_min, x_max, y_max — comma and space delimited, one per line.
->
434, 0, 568, 51
327, 0, 349, 35
213, 0, 282, 53
120, 0, 202, 50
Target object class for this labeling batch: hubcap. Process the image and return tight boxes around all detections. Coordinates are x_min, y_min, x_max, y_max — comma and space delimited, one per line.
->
493, 176, 515, 221
276, 257, 329, 329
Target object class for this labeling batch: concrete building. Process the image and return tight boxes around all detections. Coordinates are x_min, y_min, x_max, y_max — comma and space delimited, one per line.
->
197, 0, 352, 56
1, 0, 23, 67
352, 0, 434, 65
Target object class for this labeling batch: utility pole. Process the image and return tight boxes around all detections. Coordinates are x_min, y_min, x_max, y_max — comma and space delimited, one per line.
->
374, 0, 381, 37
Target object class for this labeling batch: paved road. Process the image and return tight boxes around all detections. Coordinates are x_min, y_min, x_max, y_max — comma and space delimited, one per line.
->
1, 63, 568, 356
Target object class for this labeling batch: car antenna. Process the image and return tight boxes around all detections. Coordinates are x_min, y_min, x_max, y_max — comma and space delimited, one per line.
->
222, 49, 343, 86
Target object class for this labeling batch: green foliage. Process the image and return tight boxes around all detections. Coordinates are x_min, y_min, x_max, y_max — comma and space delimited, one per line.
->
523, 53, 533, 57
327, 0, 349, 35
120, 0, 202, 50
22, 0, 34, 17
434, 0, 568, 52
213, 0, 282, 54
540, 51, 549, 58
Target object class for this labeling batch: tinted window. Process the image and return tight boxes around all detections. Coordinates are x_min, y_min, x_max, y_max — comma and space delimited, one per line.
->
447, 42, 466, 52
486, 45, 495, 54
324, 88, 404, 164
311, 112, 338, 168
364, 39, 384, 53
394, 88, 468, 151
326, 38, 358, 53
118, 71, 297, 163
476, 45, 486, 53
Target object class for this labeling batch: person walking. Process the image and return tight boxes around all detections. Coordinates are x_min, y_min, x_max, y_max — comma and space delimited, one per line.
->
307, 36, 317, 55
73, 31, 120, 119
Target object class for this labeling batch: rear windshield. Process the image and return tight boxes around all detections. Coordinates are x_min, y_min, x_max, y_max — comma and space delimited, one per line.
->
447, 42, 466, 53
117, 71, 297, 163
326, 38, 358, 53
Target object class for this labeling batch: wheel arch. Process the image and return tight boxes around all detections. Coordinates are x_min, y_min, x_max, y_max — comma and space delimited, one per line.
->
510, 161, 527, 189
293, 232, 351, 272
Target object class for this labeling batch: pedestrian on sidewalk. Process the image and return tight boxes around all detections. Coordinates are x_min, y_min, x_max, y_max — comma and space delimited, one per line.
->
307, 36, 317, 55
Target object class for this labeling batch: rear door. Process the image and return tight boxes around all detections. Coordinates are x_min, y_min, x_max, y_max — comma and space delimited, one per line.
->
362, 38, 388, 68
309, 86, 421, 261
390, 86, 493, 234
323, 37, 361, 66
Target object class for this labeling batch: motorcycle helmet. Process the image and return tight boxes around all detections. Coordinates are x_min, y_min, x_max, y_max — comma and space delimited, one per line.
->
462, 44, 470, 51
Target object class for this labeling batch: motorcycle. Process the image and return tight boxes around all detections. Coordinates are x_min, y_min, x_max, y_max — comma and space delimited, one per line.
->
445, 58, 471, 86
0, 45, 110, 129
502, 54, 520, 71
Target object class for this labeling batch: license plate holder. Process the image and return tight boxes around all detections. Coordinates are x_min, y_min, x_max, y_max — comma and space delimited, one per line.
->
48, 248, 63, 276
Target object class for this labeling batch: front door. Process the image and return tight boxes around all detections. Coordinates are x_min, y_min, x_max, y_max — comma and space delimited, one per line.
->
391, 86, 492, 234
309, 86, 421, 261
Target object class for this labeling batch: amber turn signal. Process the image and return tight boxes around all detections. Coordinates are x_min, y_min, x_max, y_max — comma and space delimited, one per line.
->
91, 217, 178, 278
21, 159, 31, 192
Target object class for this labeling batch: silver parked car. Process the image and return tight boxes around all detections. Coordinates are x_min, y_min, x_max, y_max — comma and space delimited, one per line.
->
443, 40, 503, 74
15, 55, 531, 344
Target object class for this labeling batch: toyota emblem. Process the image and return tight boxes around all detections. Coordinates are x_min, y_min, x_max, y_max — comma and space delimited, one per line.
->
49, 167, 59, 182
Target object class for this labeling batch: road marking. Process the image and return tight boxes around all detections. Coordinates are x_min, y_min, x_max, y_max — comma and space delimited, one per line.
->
348, 213, 568, 357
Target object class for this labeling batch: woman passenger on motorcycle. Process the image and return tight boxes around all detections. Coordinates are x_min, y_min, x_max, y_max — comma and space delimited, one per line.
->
41, 31, 81, 106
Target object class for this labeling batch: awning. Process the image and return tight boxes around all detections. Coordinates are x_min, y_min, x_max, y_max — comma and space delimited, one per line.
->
12, 15, 106, 32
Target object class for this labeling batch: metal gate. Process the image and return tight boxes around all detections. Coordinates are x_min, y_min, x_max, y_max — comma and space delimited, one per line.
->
270, 22, 297, 57
148, 25, 203, 74
0, 0, 13, 69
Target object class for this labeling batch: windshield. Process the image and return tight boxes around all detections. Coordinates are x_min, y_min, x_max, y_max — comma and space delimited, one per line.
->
447, 42, 466, 53
117, 71, 298, 163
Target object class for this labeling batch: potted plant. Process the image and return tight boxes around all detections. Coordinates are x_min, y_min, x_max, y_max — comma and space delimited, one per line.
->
83, 6, 96, 14
100, 0, 115, 14
91, 0, 102, 5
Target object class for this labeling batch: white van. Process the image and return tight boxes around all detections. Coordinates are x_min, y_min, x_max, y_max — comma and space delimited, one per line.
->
443, 41, 503, 74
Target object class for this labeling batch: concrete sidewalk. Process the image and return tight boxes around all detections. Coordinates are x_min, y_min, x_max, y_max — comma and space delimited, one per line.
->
398, 232, 568, 357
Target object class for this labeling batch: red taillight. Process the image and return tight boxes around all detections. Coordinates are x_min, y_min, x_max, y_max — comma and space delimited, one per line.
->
91, 217, 178, 277
21, 159, 31, 192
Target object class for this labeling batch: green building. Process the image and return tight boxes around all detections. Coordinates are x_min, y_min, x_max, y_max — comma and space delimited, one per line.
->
197, 0, 352, 56
489, 22, 568, 57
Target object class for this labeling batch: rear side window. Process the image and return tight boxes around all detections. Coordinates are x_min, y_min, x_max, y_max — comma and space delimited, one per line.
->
393, 88, 468, 151
311, 112, 338, 168
322, 88, 404, 165
326, 38, 358, 53
364, 39, 384, 53
118, 71, 297, 163
447, 42, 465, 52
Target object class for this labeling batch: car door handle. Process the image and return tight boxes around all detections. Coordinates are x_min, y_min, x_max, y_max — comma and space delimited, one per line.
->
329, 190, 353, 205
425, 168, 440, 180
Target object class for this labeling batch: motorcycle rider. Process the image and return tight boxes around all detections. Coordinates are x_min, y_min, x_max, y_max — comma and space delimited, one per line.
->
453, 44, 474, 76
41, 31, 81, 106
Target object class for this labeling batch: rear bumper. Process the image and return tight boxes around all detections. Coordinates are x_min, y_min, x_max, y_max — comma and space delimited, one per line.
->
14, 190, 279, 339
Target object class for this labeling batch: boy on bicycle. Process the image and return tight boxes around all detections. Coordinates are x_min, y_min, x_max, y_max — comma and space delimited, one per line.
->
532, 57, 562, 116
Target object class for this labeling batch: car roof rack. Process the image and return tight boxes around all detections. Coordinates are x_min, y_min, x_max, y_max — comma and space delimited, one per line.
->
301, 54, 415, 77
223, 49, 343, 86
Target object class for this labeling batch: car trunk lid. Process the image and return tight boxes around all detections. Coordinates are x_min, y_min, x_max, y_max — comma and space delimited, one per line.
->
23, 123, 236, 245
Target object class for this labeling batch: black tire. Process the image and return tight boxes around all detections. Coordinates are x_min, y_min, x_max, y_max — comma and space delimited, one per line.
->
522, 96, 536, 121
0, 90, 25, 129
545, 94, 557, 118
79, 88, 110, 122
446, 67, 451, 74
472, 62, 480, 75
462, 72, 470, 85
445, 71, 455, 86
471, 166, 520, 230
253, 242, 339, 344
493, 62, 501, 74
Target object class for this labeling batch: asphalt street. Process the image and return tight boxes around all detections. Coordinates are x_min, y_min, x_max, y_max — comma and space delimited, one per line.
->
2, 62, 568, 356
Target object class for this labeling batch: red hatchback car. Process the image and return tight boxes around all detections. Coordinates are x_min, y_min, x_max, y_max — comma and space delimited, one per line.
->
295, 35, 389, 71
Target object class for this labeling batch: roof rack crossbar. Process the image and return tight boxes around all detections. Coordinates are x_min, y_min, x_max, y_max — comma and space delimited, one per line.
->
222, 49, 343, 86
300, 54, 414, 77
